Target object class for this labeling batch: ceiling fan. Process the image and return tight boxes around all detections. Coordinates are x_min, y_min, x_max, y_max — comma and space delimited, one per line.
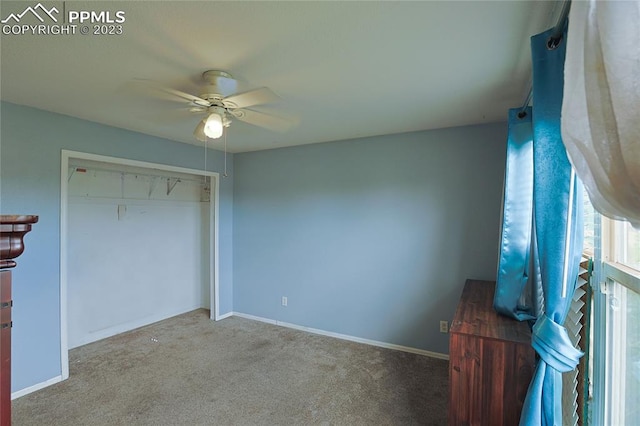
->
130, 70, 294, 142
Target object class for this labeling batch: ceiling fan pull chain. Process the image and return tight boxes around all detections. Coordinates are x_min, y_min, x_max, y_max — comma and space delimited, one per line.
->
223, 131, 228, 178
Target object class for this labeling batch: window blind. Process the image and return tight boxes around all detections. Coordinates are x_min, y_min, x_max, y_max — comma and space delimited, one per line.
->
562, 256, 592, 426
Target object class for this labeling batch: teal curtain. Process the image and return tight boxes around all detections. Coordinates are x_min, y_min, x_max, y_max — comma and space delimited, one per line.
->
494, 24, 585, 425
520, 24, 585, 426
494, 107, 537, 321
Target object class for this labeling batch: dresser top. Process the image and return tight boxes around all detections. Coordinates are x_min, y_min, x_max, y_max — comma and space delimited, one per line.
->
0, 215, 39, 225
450, 279, 532, 344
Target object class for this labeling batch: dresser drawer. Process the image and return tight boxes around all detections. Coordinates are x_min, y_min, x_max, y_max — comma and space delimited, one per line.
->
0, 272, 10, 327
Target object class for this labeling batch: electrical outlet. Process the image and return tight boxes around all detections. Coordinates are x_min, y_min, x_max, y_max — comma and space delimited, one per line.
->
439, 320, 449, 333
282, 296, 288, 307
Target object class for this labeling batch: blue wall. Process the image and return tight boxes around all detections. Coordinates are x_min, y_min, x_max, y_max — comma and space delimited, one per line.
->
233, 124, 506, 355
0, 102, 233, 392
1, 100, 507, 392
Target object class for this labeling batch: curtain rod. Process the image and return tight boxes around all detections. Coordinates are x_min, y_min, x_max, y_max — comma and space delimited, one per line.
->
518, 0, 572, 117
549, 0, 572, 48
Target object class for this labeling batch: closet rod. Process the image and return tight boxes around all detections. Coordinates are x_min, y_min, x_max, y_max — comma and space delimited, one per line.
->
518, 0, 572, 117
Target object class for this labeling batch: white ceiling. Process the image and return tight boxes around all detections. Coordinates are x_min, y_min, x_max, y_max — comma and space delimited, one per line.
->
0, 1, 559, 153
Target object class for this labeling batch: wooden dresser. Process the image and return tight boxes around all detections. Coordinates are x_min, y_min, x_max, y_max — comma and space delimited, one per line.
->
448, 279, 535, 426
1, 215, 38, 426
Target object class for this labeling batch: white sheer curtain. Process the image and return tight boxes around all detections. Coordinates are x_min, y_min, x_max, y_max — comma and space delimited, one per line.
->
562, 0, 640, 229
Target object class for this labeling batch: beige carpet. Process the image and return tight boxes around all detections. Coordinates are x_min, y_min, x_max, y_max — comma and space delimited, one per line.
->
13, 309, 449, 425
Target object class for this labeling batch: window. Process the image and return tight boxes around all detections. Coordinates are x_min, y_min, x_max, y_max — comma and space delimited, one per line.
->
615, 221, 640, 271
589, 203, 640, 425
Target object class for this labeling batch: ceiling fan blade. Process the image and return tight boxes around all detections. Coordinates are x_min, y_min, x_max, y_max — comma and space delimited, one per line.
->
234, 109, 295, 133
127, 79, 211, 107
222, 87, 280, 109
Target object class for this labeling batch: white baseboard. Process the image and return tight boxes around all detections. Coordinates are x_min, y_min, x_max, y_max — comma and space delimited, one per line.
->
231, 312, 449, 361
69, 304, 203, 349
12, 375, 63, 400
215, 311, 234, 321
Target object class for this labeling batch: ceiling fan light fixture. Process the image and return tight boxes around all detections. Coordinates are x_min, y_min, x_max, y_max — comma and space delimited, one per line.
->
204, 112, 224, 139
193, 119, 207, 142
